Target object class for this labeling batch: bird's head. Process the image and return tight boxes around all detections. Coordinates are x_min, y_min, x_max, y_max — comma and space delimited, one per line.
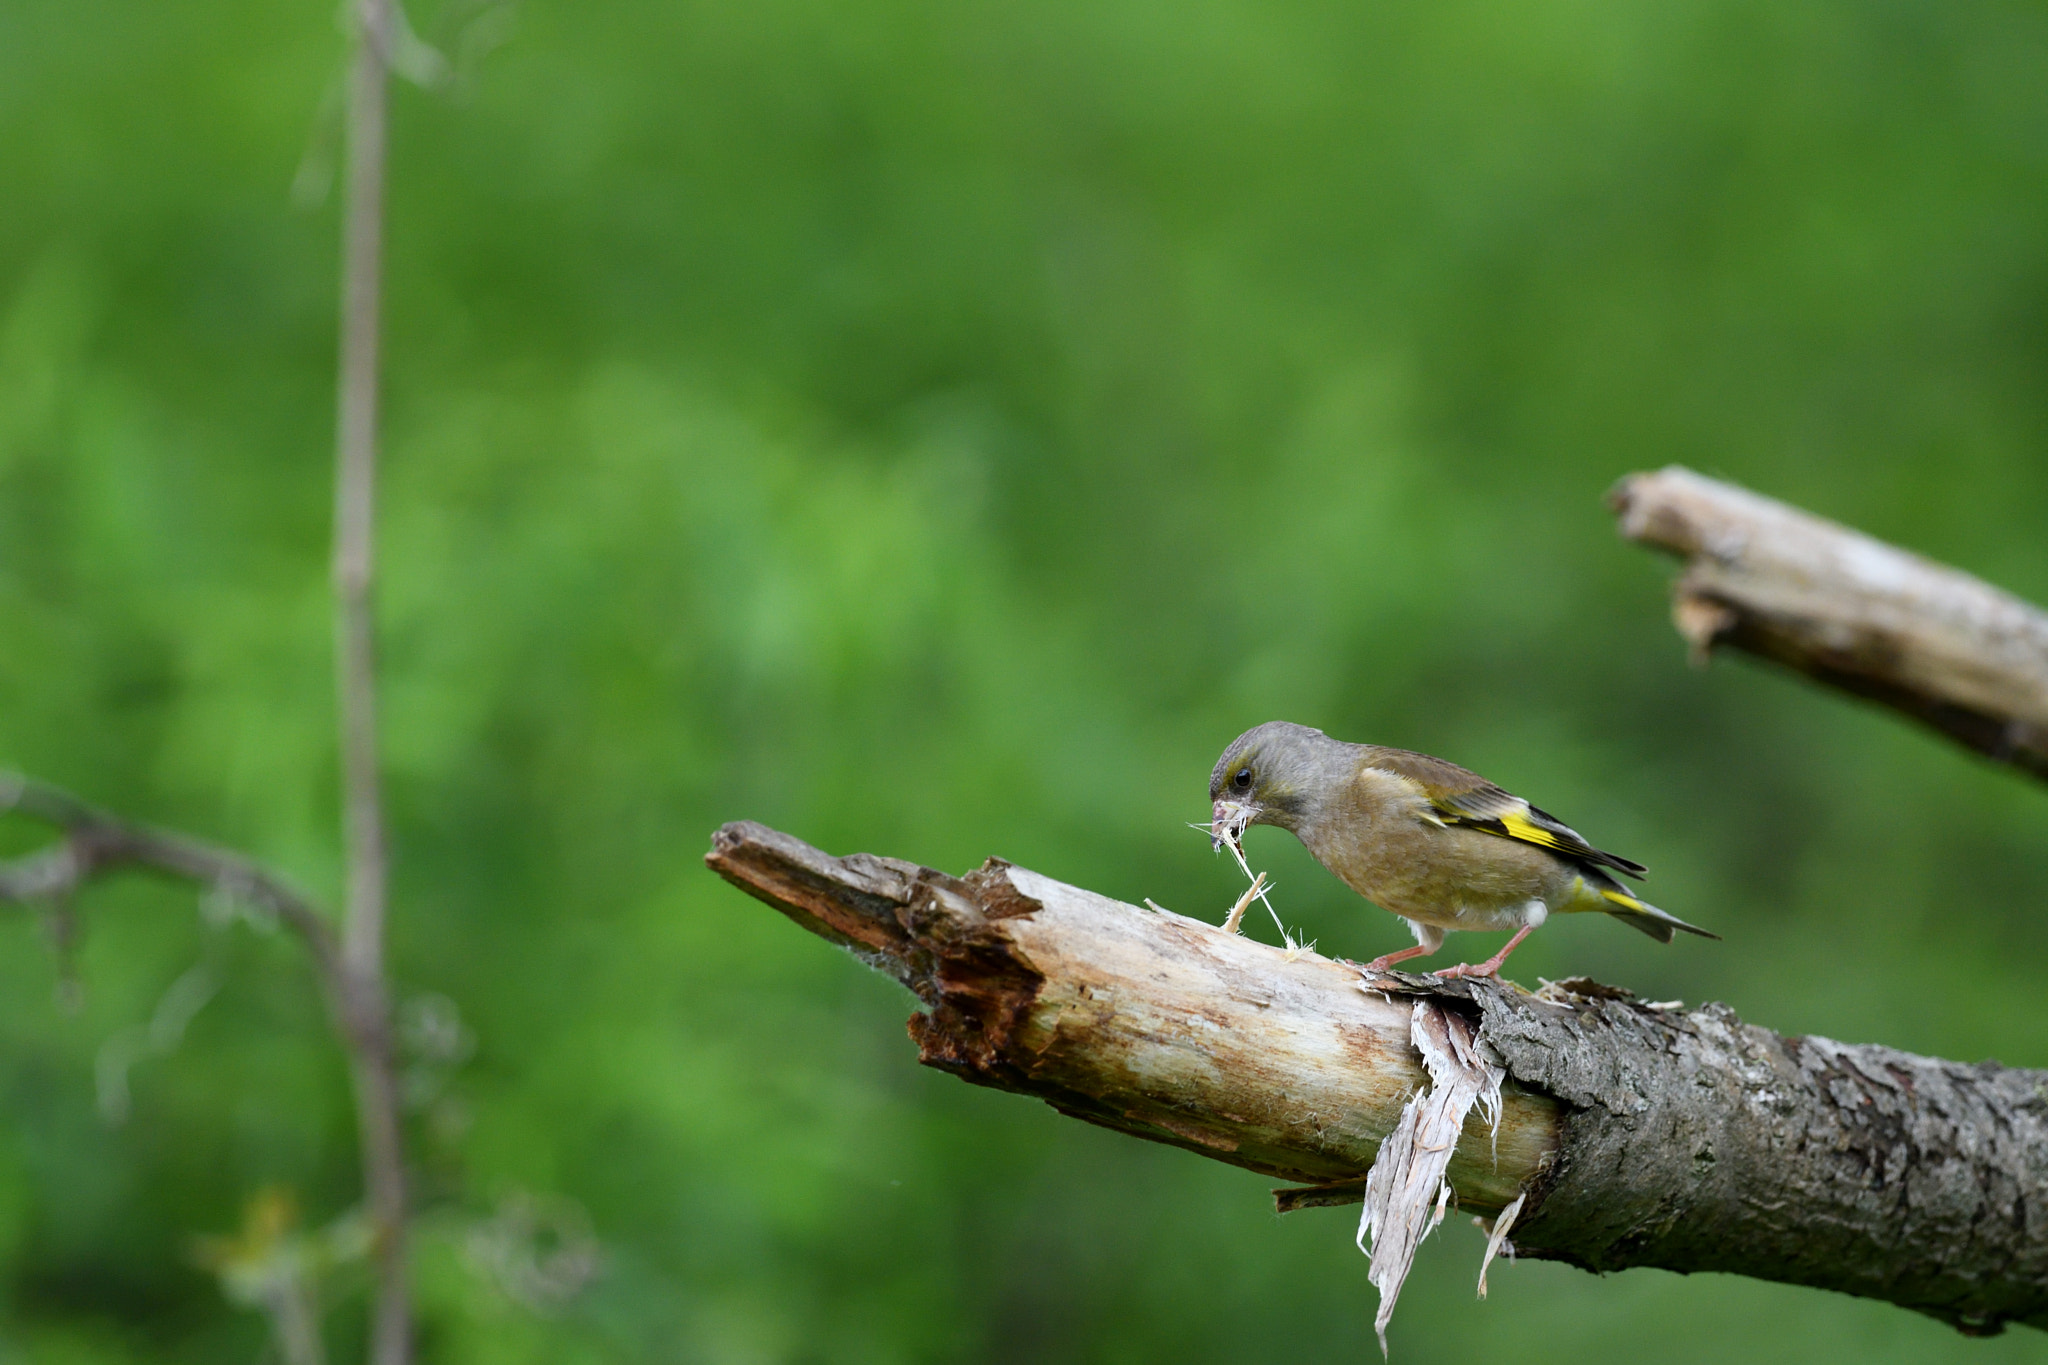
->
1207, 721, 1329, 850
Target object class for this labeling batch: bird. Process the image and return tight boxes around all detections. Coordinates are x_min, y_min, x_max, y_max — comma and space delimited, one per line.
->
1207, 721, 1714, 978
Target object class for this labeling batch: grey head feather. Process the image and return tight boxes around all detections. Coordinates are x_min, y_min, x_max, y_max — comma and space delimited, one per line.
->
1209, 721, 1358, 831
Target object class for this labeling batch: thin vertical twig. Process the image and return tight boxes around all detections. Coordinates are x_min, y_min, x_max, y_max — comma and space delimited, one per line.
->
334, 0, 410, 1360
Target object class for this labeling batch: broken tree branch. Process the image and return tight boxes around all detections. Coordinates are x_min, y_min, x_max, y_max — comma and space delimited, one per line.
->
1611, 466, 2048, 781
708, 821, 2048, 1335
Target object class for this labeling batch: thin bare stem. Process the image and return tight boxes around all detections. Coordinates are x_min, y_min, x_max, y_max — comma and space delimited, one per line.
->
334, 0, 409, 1358
337, 0, 391, 978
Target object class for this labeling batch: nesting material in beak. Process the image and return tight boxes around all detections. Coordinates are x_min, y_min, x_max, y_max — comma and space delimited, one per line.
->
1203, 799, 1305, 955
1211, 799, 1256, 852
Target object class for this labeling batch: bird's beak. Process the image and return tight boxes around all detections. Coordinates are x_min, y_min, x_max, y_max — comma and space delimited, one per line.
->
1211, 799, 1256, 851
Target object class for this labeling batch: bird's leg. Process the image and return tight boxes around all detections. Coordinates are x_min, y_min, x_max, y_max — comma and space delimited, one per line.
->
1434, 924, 1537, 980
1360, 944, 1435, 974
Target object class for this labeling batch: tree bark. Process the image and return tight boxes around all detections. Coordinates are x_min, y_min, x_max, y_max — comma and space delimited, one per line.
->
1610, 466, 2048, 781
707, 820, 2048, 1335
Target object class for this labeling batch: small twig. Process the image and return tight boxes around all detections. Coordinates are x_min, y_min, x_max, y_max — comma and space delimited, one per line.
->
96, 955, 224, 1125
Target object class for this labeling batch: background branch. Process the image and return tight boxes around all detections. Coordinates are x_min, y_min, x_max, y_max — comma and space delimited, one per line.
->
709, 820, 2048, 1336
333, 0, 408, 1356
1611, 466, 2048, 781
0, 773, 339, 979
0, 771, 419, 1363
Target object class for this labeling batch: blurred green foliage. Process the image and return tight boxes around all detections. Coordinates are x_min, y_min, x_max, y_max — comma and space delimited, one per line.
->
5, 0, 2048, 1358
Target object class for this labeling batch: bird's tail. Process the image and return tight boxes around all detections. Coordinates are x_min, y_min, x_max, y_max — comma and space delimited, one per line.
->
1578, 876, 1719, 943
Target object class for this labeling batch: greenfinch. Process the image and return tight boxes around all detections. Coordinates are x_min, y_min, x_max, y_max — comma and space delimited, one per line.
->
1208, 721, 1715, 977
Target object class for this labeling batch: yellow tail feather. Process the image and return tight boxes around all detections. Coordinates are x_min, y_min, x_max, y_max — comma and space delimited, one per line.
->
1587, 882, 1719, 941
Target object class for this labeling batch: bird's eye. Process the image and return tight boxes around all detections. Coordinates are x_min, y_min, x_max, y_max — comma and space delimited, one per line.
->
1233, 767, 1253, 790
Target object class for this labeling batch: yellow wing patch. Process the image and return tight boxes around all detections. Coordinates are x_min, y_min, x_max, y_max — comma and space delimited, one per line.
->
1498, 809, 1573, 854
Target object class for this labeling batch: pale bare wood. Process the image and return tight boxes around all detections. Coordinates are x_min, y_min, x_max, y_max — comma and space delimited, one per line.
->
705, 822, 1556, 1207
1612, 466, 2048, 779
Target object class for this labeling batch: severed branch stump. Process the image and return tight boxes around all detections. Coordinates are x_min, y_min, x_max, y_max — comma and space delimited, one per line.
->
709, 820, 2048, 1335
1612, 467, 2048, 781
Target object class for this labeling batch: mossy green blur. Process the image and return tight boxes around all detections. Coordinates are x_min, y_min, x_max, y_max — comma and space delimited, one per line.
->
4, 0, 2048, 1360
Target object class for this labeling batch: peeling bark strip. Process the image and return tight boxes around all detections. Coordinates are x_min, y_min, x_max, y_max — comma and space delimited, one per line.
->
708, 822, 2048, 1333
1359, 1002, 1507, 1352
1611, 466, 2048, 780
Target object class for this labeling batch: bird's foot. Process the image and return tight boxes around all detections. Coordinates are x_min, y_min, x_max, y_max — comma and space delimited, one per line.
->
1360, 946, 1433, 975
1433, 924, 1534, 981
1431, 960, 1501, 980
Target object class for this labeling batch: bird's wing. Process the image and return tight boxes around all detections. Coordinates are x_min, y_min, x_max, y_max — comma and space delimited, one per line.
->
1363, 747, 1648, 879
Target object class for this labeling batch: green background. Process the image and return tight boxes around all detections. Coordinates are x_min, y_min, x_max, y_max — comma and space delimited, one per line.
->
5, 0, 2048, 1359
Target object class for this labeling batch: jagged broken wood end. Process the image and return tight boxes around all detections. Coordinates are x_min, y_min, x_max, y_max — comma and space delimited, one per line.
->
705, 819, 1552, 1207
